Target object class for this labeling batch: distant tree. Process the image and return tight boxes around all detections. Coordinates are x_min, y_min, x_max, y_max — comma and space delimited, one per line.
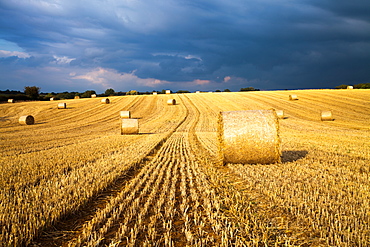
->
24, 86, 40, 99
116, 91, 126, 96
335, 84, 349, 89
176, 90, 190, 93
105, 88, 115, 96
240, 87, 260, 92
354, 83, 370, 89
223, 89, 231, 92
56, 91, 75, 99
126, 90, 138, 95
81, 90, 96, 98
215, 89, 221, 92
44, 93, 55, 100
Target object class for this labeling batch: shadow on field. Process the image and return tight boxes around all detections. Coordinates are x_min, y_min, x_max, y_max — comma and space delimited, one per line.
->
282, 150, 308, 163
0, 117, 10, 122
34, 122, 47, 125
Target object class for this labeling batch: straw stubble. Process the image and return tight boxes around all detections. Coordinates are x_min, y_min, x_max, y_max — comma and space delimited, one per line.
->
218, 110, 281, 164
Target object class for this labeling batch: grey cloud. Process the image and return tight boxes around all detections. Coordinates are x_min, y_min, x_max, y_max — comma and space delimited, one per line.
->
0, 0, 369, 92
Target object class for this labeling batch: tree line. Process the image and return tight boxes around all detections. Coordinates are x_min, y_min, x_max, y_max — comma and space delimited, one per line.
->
335, 83, 370, 89
2, 83, 368, 102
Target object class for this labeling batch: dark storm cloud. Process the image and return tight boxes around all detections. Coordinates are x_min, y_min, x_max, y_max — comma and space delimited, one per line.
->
0, 0, 369, 92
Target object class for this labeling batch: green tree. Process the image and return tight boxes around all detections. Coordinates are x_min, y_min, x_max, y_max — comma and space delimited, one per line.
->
24, 86, 40, 99
105, 88, 115, 96
176, 90, 190, 93
223, 89, 231, 92
126, 90, 138, 95
240, 87, 259, 92
354, 83, 370, 89
81, 90, 96, 98
335, 84, 349, 89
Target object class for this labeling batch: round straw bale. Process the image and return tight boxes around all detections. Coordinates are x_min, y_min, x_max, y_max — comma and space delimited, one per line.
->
289, 94, 298, 100
74, 96, 80, 99
120, 111, 131, 118
196, 91, 200, 93
166, 90, 171, 94
101, 98, 110, 104
57, 103, 66, 109
153, 92, 157, 95
19, 115, 34, 125
167, 99, 176, 105
347, 86, 353, 89
275, 110, 285, 119
218, 110, 281, 164
321, 111, 333, 121
91, 94, 97, 98
50, 97, 54, 101
8, 99, 14, 103
121, 118, 139, 134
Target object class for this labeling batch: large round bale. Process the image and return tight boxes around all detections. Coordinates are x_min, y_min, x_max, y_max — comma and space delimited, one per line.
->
347, 86, 353, 89
50, 97, 54, 101
101, 98, 110, 104
8, 99, 14, 103
166, 90, 171, 94
218, 110, 281, 164
121, 118, 139, 134
289, 94, 298, 100
120, 111, 131, 118
153, 92, 157, 95
19, 115, 35, 125
57, 103, 66, 109
196, 91, 200, 93
275, 110, 285, 119
167, 99, 176, 105
91, 94, 97, 98
74, 96, 80, 99
321, 111, 333, 121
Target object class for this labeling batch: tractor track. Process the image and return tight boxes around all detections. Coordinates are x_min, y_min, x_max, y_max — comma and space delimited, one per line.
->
30, 95, 192, 246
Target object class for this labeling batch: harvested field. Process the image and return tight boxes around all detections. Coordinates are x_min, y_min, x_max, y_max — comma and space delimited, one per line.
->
0, 89, 369, 246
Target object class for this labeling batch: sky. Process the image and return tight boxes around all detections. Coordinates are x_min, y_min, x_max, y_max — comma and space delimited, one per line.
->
0, 0, 369, 93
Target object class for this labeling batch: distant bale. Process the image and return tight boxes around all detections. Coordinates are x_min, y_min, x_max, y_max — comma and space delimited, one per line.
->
275, 110, 285, 119
166, 90, 171, 94
218, 110, 281, 164
8, 99, 14, 103
196, 91, 200, 93
120, 111, 131, 118
347, 86, 353, 89
91, 94, 97, 98
321, 111, 333, 121
153, 92, 157, 95
121, 118, 139, 134
101, 98, 110, 104
167, 99, 176, 105
74, 96, 80, 99
19, 115, 34, 125
50, 97, 54, 101
57, 103, 66, 109
289, 94, 298, 100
